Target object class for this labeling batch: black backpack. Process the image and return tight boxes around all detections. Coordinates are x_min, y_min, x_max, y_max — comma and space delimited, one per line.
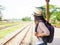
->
35, 21, 54, 43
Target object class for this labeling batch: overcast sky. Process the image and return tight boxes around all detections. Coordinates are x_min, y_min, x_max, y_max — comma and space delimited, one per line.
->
0, 0, 60, 19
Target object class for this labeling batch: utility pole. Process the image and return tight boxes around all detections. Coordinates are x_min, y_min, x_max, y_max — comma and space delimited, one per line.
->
45, 0, 50, 22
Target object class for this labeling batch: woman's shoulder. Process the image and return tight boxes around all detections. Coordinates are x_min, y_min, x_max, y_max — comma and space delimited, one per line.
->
39, 21, 45, 27
39, 21, 44, 24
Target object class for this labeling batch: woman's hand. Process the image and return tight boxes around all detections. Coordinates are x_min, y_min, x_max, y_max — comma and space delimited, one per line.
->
34, 32, 38, 36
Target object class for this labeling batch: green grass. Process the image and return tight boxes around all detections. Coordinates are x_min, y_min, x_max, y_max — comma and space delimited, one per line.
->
0, 22, 25, 39
0, 22, 22, 27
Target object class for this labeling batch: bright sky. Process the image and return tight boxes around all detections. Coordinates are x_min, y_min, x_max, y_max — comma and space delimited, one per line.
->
0, 0, 60, 19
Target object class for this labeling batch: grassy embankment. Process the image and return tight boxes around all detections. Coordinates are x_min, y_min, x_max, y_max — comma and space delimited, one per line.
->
0, 21, 30, 39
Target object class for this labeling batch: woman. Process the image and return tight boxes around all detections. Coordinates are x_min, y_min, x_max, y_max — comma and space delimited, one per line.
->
33, 7, 50, 45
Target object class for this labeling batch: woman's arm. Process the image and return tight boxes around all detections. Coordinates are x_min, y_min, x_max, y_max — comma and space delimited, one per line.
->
36, 22, 50, 37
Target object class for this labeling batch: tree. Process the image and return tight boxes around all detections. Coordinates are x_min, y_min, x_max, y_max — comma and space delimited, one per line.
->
21, 16, 32, 21
0, 5, 5, 21
41, 5, 60, 23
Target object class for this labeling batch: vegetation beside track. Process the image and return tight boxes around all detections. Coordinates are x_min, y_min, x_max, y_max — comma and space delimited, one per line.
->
0, 21, 30, 39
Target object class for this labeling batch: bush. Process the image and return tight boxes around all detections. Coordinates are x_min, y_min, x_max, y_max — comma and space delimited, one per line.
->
21, 17, 32, 21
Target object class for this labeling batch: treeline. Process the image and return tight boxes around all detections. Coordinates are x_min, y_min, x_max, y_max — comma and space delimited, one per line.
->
0, 16, 32, 22
21, 16, 32, 21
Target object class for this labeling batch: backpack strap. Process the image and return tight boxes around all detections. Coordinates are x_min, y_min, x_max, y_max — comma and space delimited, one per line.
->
35, 23, 38, 32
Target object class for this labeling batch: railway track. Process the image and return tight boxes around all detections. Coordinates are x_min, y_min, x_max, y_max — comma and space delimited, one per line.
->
20, 24, 33, 45
0, 23, 33, 45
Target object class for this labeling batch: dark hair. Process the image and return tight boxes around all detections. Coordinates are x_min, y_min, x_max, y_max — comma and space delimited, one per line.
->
34, 15, 46, 23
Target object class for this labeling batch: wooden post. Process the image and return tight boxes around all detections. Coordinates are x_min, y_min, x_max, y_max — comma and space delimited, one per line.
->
46, 0, 50, 22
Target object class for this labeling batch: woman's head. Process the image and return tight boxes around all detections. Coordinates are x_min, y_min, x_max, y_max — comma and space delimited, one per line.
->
33, 7, 45, 25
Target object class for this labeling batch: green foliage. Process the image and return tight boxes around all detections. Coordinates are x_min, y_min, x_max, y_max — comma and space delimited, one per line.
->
0, 16, 2, 21
50, 11, 60, 21
0, 22, 24, 39
0, 5, 5, 21
21, 16, 32, 21
41, 5, 60, 23
0, 5, 5, 10
56, 12, 60, 21
41, 5, 56, 9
